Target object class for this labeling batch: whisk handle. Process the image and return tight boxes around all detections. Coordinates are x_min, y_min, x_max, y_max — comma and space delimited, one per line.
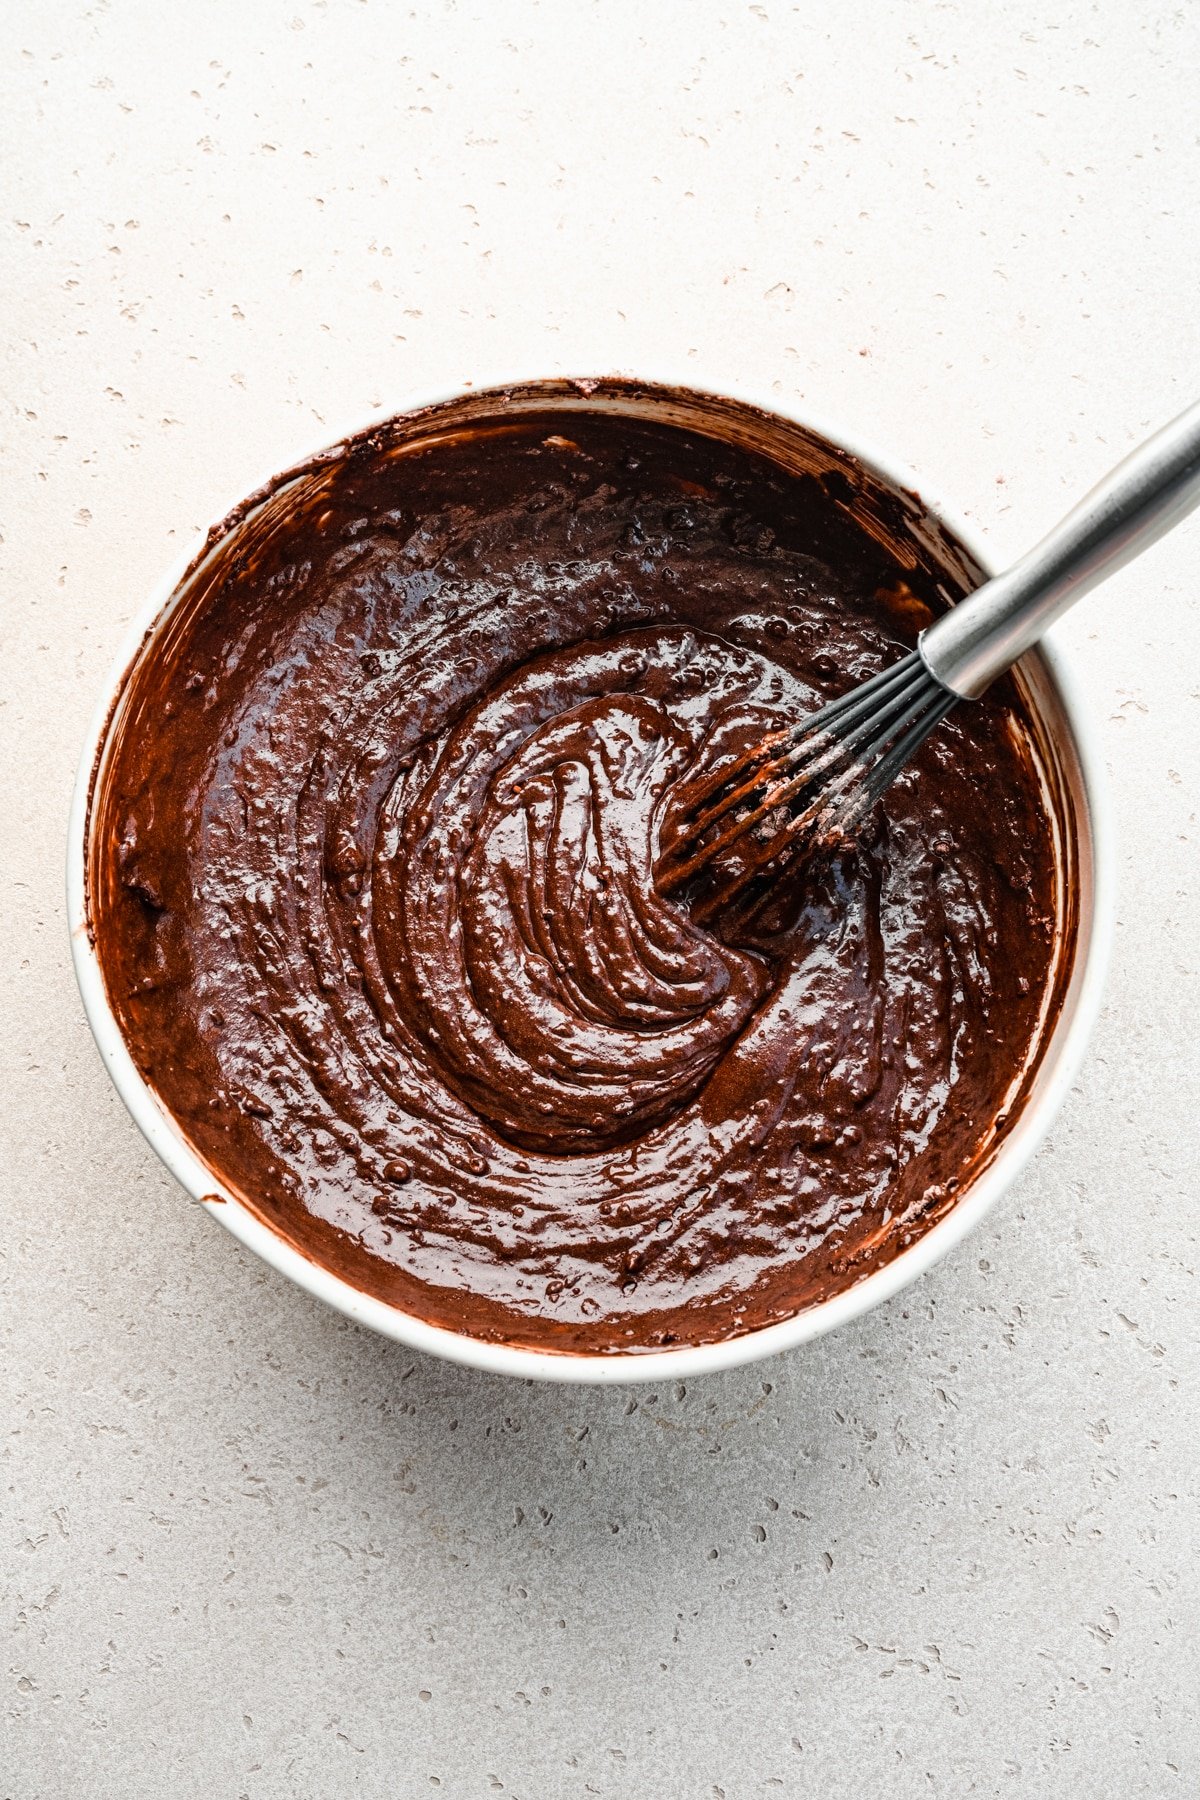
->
920, 397, 1200, 699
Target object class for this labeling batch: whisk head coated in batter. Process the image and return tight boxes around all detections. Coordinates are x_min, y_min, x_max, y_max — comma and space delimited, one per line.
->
655, 651, 959, 927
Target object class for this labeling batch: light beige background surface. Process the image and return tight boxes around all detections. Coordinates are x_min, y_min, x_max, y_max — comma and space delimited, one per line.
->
4, 3, 1199, 1795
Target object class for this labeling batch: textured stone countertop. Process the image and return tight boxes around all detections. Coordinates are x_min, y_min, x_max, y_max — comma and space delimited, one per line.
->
3, 3, 1198, 1794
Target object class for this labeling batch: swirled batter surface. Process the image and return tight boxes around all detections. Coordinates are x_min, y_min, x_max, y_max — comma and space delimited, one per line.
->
90, 413, 1059, 1351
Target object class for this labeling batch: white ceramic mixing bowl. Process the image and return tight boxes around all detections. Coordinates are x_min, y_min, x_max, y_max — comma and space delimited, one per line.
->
68, 376, 1113, 1383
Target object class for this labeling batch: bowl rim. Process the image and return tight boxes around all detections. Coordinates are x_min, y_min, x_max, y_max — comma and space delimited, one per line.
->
67, 370, 1115, 1384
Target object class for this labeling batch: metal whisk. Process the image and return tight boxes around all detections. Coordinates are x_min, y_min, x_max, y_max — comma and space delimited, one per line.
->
657, 398, 1200, 926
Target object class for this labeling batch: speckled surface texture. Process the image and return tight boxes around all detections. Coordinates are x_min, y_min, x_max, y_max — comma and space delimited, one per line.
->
3, 3, 1198, 1795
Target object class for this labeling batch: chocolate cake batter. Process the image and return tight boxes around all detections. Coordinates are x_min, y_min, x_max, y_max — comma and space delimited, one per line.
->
88, 410, 1060, 1352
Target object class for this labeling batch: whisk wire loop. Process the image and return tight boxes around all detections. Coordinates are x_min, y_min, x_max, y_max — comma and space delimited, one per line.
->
657, 651, 955, 911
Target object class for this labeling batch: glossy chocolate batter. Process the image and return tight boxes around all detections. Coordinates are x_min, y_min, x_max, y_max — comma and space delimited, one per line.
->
89, 411, 1061, 1352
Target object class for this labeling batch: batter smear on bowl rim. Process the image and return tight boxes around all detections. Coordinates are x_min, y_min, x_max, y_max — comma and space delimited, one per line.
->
88, 411, 1062, 1352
